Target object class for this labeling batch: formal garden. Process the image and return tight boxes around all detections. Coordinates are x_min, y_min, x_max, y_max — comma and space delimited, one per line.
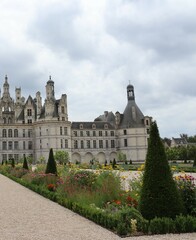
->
0, 121, 196, 237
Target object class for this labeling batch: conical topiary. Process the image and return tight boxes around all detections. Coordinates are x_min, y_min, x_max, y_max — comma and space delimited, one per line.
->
139, 121, 184, 220
45, 148, 57, 175
23, 156, 29, 170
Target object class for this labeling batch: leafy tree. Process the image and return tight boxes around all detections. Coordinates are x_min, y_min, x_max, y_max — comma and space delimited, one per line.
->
117, 151, 127, 162
22, 156, 29, 170
139, 121, 184, 220
54, 150, 69, 165
45, 148, 57, 175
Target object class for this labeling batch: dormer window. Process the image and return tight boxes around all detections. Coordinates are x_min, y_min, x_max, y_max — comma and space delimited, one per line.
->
92, 124, 96, 129
27, 109, 32, 116
79, 124, 83, 129
104, 124, 108, 129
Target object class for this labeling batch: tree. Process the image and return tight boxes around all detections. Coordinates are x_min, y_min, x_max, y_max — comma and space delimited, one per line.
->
45, 148, 57, 175
139, 121, 184, 220
54, 150, 69, 165
23, 156, 29, 170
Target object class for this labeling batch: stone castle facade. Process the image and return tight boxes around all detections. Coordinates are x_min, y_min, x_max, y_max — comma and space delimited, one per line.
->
0, 75, 152, 163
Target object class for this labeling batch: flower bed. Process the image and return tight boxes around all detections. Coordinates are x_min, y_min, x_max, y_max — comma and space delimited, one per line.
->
0, 163, 196, 237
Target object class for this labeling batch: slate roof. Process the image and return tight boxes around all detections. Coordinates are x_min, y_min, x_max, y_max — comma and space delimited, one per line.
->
119, 100, 144, 128
71, 121, 115, 130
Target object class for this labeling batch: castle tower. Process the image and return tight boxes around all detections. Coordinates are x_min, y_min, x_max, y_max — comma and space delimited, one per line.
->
45, 76, 55, 118
46, 76, 55, 100
15, 87, 21, 104
36, 91, 42, 117
2, 75, 11, 101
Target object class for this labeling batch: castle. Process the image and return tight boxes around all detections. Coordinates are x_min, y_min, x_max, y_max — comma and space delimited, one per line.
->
0, 75, 152, 163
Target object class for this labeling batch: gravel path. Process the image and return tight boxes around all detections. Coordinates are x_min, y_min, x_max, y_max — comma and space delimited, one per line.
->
0, 174, 195, 240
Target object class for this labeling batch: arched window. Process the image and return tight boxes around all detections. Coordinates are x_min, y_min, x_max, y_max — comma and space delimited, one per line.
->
2, 129, 7, 138
14, 129, 18, 138
8, 129, 12, 138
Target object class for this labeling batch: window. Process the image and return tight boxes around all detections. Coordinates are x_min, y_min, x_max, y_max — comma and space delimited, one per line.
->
93, 140, 96, 148
65, 139, 68, 148
74, 140, 78, 149
146, 119, 149, 125
28, 141, 32, 150
14, 154, 19, 162
106, 140, 108, 148
81, 140, 84, 149
28, 119, 32, 124
73, 131, 77, 137
8, 129, 12, 138
27, 109, 32, 116
99, 140, 103, 148
62, 117, 65, 121
2, 154, 7, 161
61, 106, 65, 114
92, 124, 96, 129
105, 131, 108, 136
8, 154, 13, 160
14, 141, 19, 150
64, 127, 68, 135
61, 139, 63, 149
93, 131, 96, 137
60, 127, 63, 135
124, 130, 127, 135
86, 131, 90, 137
2, 129, 7, 137
79, 124, 83, 129
23, 141, 25, 150
23, 129, 25, 137
99, 131, 102, 137
111, 140, 115, 148
2, 141, 7, 150
80, 131, 83, 137
87, 140, 90, 148
104, 124, 108, 129
14, 129, 18, 137
8, 141, 12, 150
124, 139, 128, 147
110, 131, 114, 136
3, 118, 6, 124
28, 129, 32, 138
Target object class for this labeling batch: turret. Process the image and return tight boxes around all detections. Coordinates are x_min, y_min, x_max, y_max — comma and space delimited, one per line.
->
46, 76, 55, 100
127, 84, 135, 101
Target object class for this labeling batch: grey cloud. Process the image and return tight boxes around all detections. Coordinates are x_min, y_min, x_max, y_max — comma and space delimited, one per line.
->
28, 1, 98, 61
105, 0, 196, 62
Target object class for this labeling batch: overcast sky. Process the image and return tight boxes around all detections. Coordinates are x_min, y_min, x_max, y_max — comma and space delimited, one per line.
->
0, 0, 195, 138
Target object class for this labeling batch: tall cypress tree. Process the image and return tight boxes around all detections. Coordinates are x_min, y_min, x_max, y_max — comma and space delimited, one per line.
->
45, 148, 57, 175
23, 156, 29, 170
139, 121, 184, 220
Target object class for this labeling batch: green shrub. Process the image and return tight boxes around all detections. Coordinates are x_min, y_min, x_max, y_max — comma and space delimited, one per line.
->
23, 156, 29, 170
116, 223, 128, 236
45, 148, 57, 175
139, 121, 184, 220
149, 217, 175, 234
